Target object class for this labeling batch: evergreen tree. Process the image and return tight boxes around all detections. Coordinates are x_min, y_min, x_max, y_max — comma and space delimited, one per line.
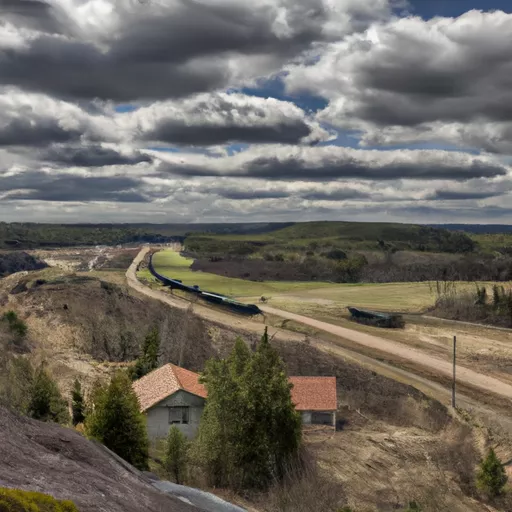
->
164, 425, 189, 484
85, 372, 149, 470
71, 378, 85, 426
28, 364, 70, 425
241, 327, 302, 487
194, 330, 301, 490
130, 328, 160, 380
477, 448, 508, 498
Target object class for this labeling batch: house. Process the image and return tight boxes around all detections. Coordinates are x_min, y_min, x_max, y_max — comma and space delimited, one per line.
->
133, 363, 337, 440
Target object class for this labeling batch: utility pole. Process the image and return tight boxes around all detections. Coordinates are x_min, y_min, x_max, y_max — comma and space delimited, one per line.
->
452, 335, 457, 408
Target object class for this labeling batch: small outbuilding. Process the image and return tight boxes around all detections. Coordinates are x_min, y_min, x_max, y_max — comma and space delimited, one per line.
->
133, 364, 337, 440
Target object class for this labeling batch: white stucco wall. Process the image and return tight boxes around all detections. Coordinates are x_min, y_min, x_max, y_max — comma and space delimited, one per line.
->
146, 390, 205, 440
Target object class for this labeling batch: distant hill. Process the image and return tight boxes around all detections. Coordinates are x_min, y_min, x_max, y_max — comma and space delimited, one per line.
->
187, 221, 477, 254
0, 222, 293, 249
0, 221, 482, 252
429, 224, 512, 234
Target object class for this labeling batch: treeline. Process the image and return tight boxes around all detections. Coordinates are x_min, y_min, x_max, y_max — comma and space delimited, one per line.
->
0, 223, 180, 249
192, 252, 512, 284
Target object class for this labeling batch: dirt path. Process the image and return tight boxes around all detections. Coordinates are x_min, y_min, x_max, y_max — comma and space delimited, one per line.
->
127, 248, 512, 406
261, 305, 512, 401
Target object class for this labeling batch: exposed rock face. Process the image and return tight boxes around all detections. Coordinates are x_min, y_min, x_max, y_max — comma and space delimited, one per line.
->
0, 252, 47, 278
0, 407, 195, 512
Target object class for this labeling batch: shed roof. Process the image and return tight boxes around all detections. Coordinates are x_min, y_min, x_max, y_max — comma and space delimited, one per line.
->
132, 363, 207, 412
289, 376, 337, 411
133, 365, 336, 413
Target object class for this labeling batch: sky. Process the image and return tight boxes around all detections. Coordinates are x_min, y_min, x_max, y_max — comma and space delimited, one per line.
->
1, 0, 512, 224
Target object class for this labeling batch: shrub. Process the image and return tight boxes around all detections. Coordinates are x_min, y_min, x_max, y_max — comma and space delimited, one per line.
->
28, 364, 70, 425
85, 371, 149, 470
164, 426, 189, 484
1, 311, 28, 338
323, 249, 347, 261
0, 356, 34, 413
0, 487, 78, 511
477, 448, 508, 498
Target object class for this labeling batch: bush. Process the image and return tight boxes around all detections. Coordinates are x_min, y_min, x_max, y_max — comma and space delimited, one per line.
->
28, 364, 70, 425
1, 311, 28, 338
0, 487, 78, 511
85, 372, 149, 470
477, 448, 508, 498
322, 249, 347, 261
164, 426, 189, 484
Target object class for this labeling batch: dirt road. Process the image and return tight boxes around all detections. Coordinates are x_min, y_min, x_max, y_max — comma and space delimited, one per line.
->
127, 248, 512, 404
261, 305, 512, 401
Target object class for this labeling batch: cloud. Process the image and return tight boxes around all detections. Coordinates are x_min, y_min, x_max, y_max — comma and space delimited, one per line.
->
40, 145, 152, 167
427, 190, 505, 201
157, 145, 510, 181
134, 93, 330, 146
301, 189, 370, 201
285, 10, 512, 152
0, 0, 393, 102
0, 0, 64, 34
0, 170, 150, 202
0, 89, 112, 147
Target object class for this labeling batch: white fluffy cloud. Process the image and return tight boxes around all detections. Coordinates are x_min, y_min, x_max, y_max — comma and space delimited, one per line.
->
286, 10, 512, 153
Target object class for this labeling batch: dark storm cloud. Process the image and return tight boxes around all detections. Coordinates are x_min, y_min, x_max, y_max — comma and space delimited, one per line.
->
0, 117, 82, 146
161, 152, 508, 182
428, 189, 505, 201
41, 145, 152, 167
145, 122, 312, 146
0, 172, 149, 202
0, 1, 340, 101
138, 93, 327, 146
213, 188, 290, 200
0, 0, 63, 33
301, 189, 370, 200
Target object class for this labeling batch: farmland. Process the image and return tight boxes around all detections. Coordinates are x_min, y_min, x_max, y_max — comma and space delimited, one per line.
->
144, 248, 442, 312
139, 249, 337, 297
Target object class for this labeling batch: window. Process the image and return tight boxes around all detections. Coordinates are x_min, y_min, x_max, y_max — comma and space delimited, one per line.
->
169, 406, 189, 424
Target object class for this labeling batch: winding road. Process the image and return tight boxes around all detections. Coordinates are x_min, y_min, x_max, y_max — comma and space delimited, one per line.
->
127, 247, 512, 405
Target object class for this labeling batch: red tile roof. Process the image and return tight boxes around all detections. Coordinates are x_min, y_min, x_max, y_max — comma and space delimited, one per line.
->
289, 377, 337, 411
133, 365, 336, 412
132, 363, 207, 412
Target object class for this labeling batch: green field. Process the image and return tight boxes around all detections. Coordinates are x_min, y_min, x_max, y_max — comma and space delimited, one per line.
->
139, 250, 452, 312
141, 250, 337, 297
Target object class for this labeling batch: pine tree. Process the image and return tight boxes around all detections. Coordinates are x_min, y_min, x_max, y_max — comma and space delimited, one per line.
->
241, 327, 302, 487
164, 425, 189, 484
28, 364, 70, 425
194, 329, 301, 490
85, 372, 149, 470
477, 448, 508, 497
71, 378, 85, 426
130, 328, 161, 380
